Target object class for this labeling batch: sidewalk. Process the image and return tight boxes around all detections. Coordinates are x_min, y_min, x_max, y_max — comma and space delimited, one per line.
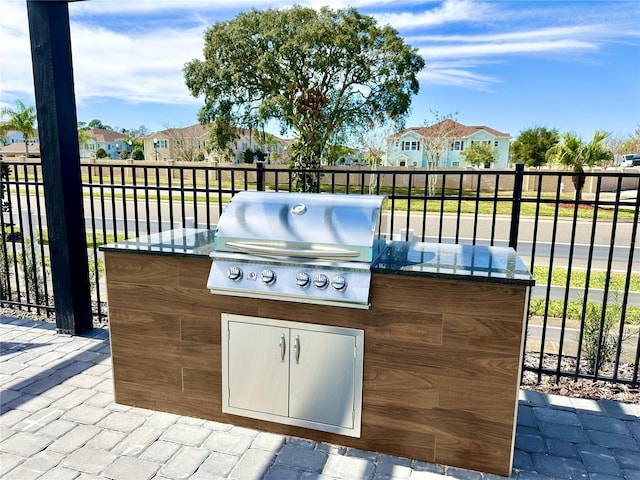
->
1, 315, 639, 480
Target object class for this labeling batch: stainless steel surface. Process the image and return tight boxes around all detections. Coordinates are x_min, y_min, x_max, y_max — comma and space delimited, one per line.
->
208, 192, 385, 309
293, 335, 300, 364
223, 241, 361, 259
207, 252, 373, 309
214, 191, 385, 262
222, 314, 364, 437
279, 334, 286, 362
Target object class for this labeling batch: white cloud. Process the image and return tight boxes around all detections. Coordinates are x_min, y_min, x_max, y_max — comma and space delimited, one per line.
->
70, 0, 290, 16
0, 2, 34, 102
421, 39, 596, 60
418, 67, 499, 89
2, 0, 637, 111
70, 23, 205, 106
374, 0, 495, 29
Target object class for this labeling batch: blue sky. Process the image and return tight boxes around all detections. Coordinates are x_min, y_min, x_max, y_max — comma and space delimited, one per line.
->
1, 0, 639, 140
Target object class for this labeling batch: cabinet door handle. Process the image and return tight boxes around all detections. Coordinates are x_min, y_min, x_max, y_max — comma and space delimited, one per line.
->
279, 334, 286, 362
293, 335, 300, 363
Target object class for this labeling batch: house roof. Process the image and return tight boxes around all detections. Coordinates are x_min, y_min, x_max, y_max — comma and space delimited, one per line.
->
150, 123, 293, 143
86, 129, 127, 142
2, 128, 40, 139
0, 141, 40, 155
156, 124, 210, 139
390, 119, 510, 140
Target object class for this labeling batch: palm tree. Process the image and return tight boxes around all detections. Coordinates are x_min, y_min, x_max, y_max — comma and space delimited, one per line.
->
0, 100, 37, 158
546, 130, 613, 201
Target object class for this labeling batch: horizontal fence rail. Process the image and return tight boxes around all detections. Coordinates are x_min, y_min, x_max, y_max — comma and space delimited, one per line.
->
1, 159, 639, 387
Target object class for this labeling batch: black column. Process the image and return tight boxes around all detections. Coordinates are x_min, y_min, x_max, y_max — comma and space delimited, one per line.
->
27, 0, 92, 334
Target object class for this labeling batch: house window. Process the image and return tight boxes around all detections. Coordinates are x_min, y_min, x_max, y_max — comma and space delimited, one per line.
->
494, 140, 499, 147
242, 142, 248, 151
454, 141, 461, 151
402, 141, 420, 151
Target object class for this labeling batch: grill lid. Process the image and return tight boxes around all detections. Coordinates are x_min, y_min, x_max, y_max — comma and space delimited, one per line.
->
214, 191, 385, 262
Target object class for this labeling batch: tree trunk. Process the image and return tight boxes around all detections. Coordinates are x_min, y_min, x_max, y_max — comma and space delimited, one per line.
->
572, 173, 585, 202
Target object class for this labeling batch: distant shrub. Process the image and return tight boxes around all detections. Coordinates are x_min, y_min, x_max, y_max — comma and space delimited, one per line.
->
244, 148, 265, 164
95, 148, 108, 159
579, 293, 620, 374
132, 149, 145, 160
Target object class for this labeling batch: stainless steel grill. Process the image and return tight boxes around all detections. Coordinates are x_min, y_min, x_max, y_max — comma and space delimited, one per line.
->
207, 191, 385, 309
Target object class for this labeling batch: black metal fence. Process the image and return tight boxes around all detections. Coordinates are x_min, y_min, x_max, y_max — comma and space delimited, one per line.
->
1, 159, 639, 387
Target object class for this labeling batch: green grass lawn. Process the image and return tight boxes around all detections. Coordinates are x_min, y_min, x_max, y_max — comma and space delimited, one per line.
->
529, 298, 640, 325
529, 266, 640, 324
533, 266, 640, 291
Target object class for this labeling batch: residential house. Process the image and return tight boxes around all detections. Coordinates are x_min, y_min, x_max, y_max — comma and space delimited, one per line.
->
2, 128, 39, 145
145, 124, 292, 164
79, 129, 132, 159
0, 129, 40, 158
0, 141, 40, 158
385, 120, 511, 168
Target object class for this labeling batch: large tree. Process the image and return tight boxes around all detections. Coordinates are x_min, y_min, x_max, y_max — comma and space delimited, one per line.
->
0, 100, 37, 157
184, 6, 424, 191
620, 126, 640, 154
356, 120, 394, 194
460, 142, 497, 167
511, 126, 559, 167
87, 119, 112, 131
208, 117, 238, 163
546, 131, 613, 201
420, 111, 459, 195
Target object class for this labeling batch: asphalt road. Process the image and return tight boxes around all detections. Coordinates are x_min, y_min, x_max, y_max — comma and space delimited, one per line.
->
11, 193, 638, 270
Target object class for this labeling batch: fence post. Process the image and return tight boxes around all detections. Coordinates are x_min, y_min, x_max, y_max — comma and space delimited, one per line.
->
509, 163, 524, 249
256, 161, 265, 191
27, 0, 92, 335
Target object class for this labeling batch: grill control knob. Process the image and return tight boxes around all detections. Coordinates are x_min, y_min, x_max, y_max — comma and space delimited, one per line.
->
296, 272, 311, 288
227, 266, 242, 281
313, 274, 329, 289
331, 275, 347, 291
260, 269, 276, 285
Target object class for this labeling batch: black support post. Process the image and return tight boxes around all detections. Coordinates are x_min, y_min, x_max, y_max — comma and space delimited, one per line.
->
27, 0, 92, 334
256, 161, 265, 191
509, 163, 525, 249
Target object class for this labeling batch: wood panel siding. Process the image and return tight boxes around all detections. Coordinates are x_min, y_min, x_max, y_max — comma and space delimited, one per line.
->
105, 253, 527, 476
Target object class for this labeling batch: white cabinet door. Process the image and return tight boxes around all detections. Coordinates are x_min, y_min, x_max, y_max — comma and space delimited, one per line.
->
222, 314, 364, 437
226, 320, 289, 417
289, 329, 357, 429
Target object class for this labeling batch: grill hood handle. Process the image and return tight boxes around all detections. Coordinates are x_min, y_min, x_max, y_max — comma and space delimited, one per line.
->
224, 241, 360, 259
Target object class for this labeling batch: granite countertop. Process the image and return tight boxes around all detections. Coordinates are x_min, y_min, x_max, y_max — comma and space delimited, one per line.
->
99, 228, 216, 258
101, 229, 534, 286
372, 241, 535, 286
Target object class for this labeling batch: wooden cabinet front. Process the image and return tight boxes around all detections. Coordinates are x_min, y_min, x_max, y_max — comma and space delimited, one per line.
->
105, 252, 527, 477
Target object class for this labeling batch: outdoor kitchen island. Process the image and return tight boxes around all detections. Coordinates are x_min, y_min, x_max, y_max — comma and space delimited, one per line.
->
101, 227, 534, 476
